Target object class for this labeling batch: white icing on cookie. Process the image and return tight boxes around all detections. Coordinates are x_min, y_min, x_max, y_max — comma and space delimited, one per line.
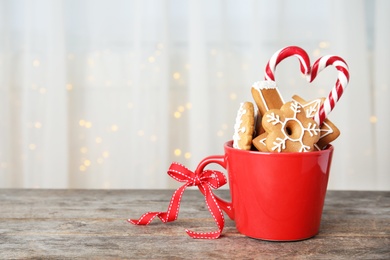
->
319, 121, 334, 138
252, 80, 277, 90
233, 103, 247, 149
300, 99, 322, 118
252, 81, 285, 111
265, 101, 320, 152
292, 96, 336, 142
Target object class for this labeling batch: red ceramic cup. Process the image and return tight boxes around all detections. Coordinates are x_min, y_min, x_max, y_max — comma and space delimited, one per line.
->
196, 140, 333, 241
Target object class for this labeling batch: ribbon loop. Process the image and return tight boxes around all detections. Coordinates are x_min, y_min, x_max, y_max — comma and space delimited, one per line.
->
128, 162, 227, 239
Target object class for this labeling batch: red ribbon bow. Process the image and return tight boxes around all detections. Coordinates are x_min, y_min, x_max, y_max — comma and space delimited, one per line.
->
128, 162, 227, 239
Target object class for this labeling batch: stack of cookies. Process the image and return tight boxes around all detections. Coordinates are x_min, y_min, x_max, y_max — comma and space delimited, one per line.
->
232, 80, 339, 153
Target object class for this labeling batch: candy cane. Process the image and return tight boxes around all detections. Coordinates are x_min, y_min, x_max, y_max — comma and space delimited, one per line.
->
264, 46, 311, 81
264, 46, 350, 126
310, 55, 350, 125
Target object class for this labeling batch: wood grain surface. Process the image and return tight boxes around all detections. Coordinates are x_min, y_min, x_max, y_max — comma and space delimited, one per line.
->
1, 189, 389, 259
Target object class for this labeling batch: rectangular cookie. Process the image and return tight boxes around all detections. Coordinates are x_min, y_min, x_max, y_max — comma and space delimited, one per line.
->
251, 81, 284, 116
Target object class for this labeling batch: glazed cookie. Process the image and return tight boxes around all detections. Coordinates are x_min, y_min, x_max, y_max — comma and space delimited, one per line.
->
251, 81, 284, 136
253, 132, 323, 152
252, 132, 269, 152
316, 120, 339, 149
262, 100, 321, 152
233, 102, 255, 150
292, 95, 340, 149
251, 81, 284, 116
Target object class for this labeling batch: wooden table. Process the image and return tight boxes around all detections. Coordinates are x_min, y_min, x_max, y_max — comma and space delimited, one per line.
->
0, 189, 389, 259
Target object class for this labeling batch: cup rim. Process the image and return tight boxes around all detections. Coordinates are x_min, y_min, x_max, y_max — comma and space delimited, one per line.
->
224, 140, 333, 156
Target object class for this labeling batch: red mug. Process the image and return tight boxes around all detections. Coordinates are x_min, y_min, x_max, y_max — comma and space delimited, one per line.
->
196, 140, 333, 241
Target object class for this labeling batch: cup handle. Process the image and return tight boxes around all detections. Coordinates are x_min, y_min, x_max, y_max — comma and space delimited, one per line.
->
195, 155, 235, 220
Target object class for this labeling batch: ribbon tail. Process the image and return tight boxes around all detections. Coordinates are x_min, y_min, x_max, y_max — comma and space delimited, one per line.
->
128, 212, 162, 225
185, 184, 225, 239
128, 184, 188, 225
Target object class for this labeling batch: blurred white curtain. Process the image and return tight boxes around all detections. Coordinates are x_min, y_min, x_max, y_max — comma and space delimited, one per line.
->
0, 0, 389, 190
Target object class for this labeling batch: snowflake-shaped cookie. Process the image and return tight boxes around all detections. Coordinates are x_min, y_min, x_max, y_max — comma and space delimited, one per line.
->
262, 100, 321, 152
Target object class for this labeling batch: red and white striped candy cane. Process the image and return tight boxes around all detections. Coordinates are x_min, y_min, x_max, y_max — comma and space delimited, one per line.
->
264, 46, 350, 126
309, 55, 350, 125
264, 46, 311, 81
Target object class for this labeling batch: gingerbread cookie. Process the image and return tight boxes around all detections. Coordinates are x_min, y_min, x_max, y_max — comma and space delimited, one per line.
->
253, 132, 323, 152
233, 102, 255, 150
262, 100, 321, 152
253, 108, 263, 137
251, 81, 284, 116
292, 95, 340, 149
252, 132, 269, 152
316, 120, 339, 149
251, 81, 284, 136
